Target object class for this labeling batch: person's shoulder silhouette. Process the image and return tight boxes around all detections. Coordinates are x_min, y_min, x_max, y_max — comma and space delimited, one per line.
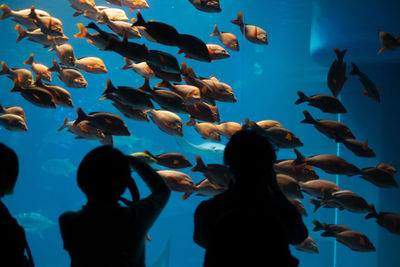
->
59, 145, 170, 267
193, 127, 308, 267
0, 143, 34, 267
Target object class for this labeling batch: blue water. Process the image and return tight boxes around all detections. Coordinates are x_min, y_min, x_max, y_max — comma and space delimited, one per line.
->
1, 0, 400, 266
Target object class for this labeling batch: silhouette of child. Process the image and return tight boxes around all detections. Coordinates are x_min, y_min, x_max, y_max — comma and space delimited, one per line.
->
0, 143, 34, 267
59, 145, 170, 267
193, 128, 308, 267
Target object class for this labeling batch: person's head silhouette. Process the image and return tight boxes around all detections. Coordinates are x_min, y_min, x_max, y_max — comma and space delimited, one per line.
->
77, 145, 131, 204
224, 127, 277, 185
0, 143, 19, 198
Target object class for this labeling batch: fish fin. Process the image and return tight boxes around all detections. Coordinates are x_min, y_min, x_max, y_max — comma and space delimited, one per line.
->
133, 12, 146, 26
23, 54, 35, 65
309, 199, 321, 213
334, 47, 347, 61
0, 61, 9, 75
359, 237, 366, 246
184, 117, 196, 126
74, 107, 88, 126
201, 85, 207, 95
285, 133, 292, 141
104, 79, 116, 95
122, 30, 128, 43
104, 118, 113, 125
191, 155, 206, 172
181, 192, 193, 200
73, 10, 83, 17
301, 110, 315, 124
48, 60, 60, 73
79, 123, 89, 133
121, 57, 133, 70
230, 12, 243, 26
294, 149, 306, 164
14, 24, 27, 43
295, 91, 308, 104
58, 116, 69, 131
187, 89, 198, 99
139, 76, 151, 92
349, 62, 360, 75
29, 6, 37, 20
0, 4, 12, 20
312, 219, 323, 231
210, 24, 220, 37
74, 23, 88, 38
361, 89, 369, 96
377, 47, 387, 55
362, 140, 369, 151
156, 80, 171, 89
10, 78, 22, 93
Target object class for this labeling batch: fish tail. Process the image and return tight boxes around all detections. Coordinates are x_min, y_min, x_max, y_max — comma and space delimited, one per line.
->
74, 107, 88, 126
210, 24, 220, 37
295, 91, 308, 104
365, 204, 378, 219
57, 116, 69, 131
10, 78, 22, 93
29, 5, 37, 20
101, 11, 110, 23
334, 47, 347, 61
133, 12, 146, 26
100, 135, 114, 146
230, 12, 243, 26
294, 149, 306, 164
191, 155, 206, 172
14, 24, 27, 43
139, 76, 151, 92
74, 23, 89, 38
72, 10, 83, 17
349, 62, 361, 75
0, 4, 12, 20
23, 54, 35, 65
155, 80, 172, 89
312, 220, 323, 231
121, 57, 134, 70
143, 150, 157, 160
48, 39, 58, 51
181, 192, 194, 200
184, 117, 196, 126
48, 60, 60, 73
0, 61, 9, 75
301, 110, 315, 124
180, 62, 188, 76
309, 199, 321, 213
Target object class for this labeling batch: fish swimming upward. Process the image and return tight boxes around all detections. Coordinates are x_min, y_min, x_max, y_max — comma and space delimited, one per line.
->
175, 136, 225, 159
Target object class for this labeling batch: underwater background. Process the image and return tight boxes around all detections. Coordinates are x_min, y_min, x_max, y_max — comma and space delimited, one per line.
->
1, 0, 400, 266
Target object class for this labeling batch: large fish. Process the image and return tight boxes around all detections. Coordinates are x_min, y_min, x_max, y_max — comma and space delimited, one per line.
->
324, 230, 375, 252
178, 34, 211, 63
74, 107, 131, 136
264, 126, 303, 148
133, 12, 179, 46
14, 24, 69, 48
312, 219, 350, 236
191, 155, 232, 189
276, 174, 303, 199
102, 94, 150, 122
188, 0, 221, 13
295, 91, 346, 114
206, 43, 230, 61
359, 164, 398, 188
0, 4, 50, 30
349, 62, 381, 103
144, 150, 192, 169
49, 43, 76, 66
274, 157, 318, 182
48, 60, 88, 88
147, 109, 183, 136
294, 149, 360, 176
23, 54, 52, 82
156, 170, 197, 193
294, 236, 319, 254
0, 61, 33, 87
377, 31, 400, 55
175, 136, 225, 159
321, 190, 373, 214
365, 204, 400, 235
255, 119, 283, 130
121, 58, 156, 79
29, 6, 63, 37
0, 113, 28, 132
327, 48, 347, 97
336, 138, 376, 158
185, 118, 221, 142
301, 111, 355, 141
75, 6, 128, 22
210, 24, 239, 51
58, 116, 109, 144
75, 57, 107, 74
300, 179, 340, 199
10, 78, 56, 108
231, 12, 268, 45
0, 104, 26, 122
68, 0, 99, 14
200, 76, 236, 103
186, 102, 220, 123
181, 63, 216, 105
216, 121, 242, 139
157, 80, 201, 104
35, 77, 74, 108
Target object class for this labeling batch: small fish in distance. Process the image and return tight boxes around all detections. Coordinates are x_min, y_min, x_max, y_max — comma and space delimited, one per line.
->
349, 62, 381, 103
210, 24, 239, 51
23, 54, 52, 82
327, 47, 347, 97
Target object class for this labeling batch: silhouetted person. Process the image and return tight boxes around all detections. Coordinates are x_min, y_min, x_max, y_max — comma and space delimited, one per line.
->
0, 143, 34, 267
193, 128, 308, 267
59, 145, 171, 267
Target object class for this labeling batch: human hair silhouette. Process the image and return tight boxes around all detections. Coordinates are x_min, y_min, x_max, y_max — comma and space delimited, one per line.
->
193, 127, 308, 267
0, 143, 34, 267
59, 145, 171, 267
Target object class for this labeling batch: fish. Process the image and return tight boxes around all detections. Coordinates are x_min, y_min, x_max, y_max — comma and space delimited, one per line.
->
301, 110, 355, 141
276, 174, 303, 199
14, 212, 56, 239
377, 31, 400, 54
312, 219, 350, 236
127, 152, 158, 167
147, 109, 183, 137
349, 62, 381, 103
255, 119, 283, 129
101, 94, 150, 122
0, 113, 28, 132
157, 80, 201, 104
144, 150, 192, 169
58, 116, 109, 144
148, 64, 182, 83
0, 104, 26, 122
264, 126, 303, 148
74, 107, 131, 136
41, 158, 77, 177
359, 164, 398, 188
210, 24, 239, 51
175, 136, 225, 159
178, 34, 211, 62
133, 12, 179, 46
231, 12, 268, 45
365, 204, 400, 235
182, 178, 223, 200
185, 118, 221, 142
295, 91, 346, 114
75, 57, 107, 74
23, 54, 52, 82
324, 230, 375, 252
206, 43, 230, 60
74, 23, 117, 50
309, 198, 343, 213
29, 6, 63, 37
200, 76, 236, 103
186, 102, 220, 123
102, 79, 154, 110
148, 50, 181, 75
118, 0, 149, 12
156, 170, 197, 193
336, 138, 376, 158
10, 78, 56, 108
320, 190, 373, 214
101, 12, 141, 39
188, 0, 221, 13
49, 43, 76, 66
299, 179, 340, 199
294, 149, 360, 176
68, 0, 99, 13
191, 155, 232, 189
327, 47, 347, 97
14, 24, 69, 48
216, 121, 242, 139
289, 198, 307, 216
106, 32, 151, 63
0, 4, 50, 30
0, 61, 34, 87
48, 60, 88, 88
121, 58, 156, 79
35, 77, 74, 108
77, 6, 128, 22
294, 236, 319, 254
274, 159, 318, 182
